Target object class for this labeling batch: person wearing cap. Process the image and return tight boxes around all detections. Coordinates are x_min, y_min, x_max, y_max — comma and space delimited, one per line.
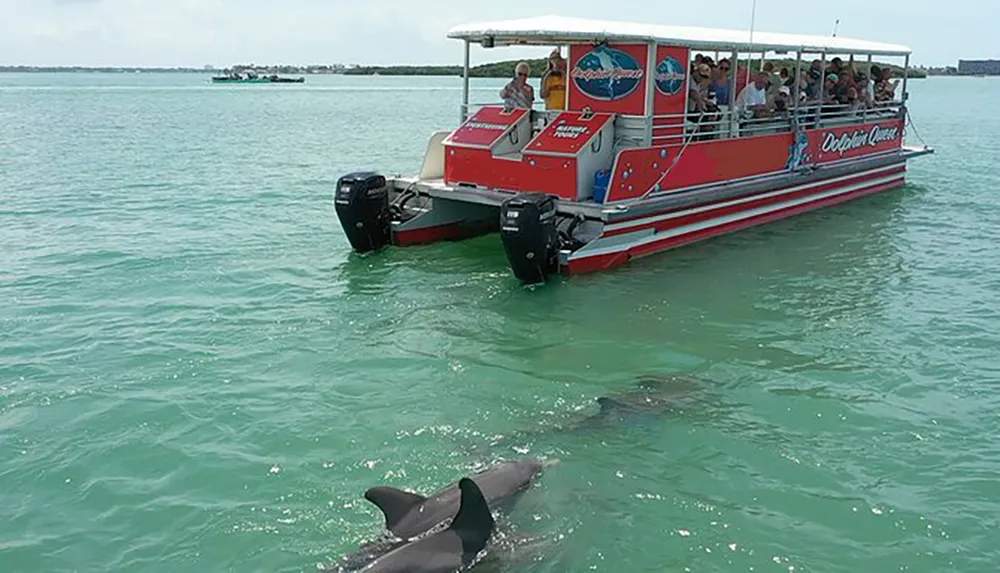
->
688, 63, 716, 111
540, 48, 566, 110
773, 85, 792, 115
500, 61, 535, 110
688, 62, 720, 139
815, 73, 838, 102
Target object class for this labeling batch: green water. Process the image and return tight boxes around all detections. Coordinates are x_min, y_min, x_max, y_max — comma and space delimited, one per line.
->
1, 72, 998, 572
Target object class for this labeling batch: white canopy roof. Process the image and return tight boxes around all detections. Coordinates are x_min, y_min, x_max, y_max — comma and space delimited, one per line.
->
447, 15, 911, 57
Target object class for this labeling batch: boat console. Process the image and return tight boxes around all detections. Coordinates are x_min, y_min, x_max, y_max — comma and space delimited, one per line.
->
443, 106, 616, 202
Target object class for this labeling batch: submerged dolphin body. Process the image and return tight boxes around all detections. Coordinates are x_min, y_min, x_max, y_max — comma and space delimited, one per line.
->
334, 458, 546, 572
357, 477, 496, 573
465, 374, 704, 455
576, 374, 700, 428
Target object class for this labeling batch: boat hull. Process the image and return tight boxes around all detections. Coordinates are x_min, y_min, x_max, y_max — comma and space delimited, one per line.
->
334, 143, 931, 283
563, 162, 907, 275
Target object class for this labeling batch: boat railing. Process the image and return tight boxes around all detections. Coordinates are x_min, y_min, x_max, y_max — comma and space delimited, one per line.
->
648, 99, 905, 146
462, 97, 904, 151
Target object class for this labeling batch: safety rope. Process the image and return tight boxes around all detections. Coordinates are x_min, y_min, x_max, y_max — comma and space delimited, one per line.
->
903, 107, 930, 149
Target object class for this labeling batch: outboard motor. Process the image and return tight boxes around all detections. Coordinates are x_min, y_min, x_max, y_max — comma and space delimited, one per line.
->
334, 171, 391, 254
499, 192, 560, 284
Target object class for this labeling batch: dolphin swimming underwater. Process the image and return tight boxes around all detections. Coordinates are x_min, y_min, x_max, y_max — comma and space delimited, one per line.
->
334, 458, 547, 572
357, 477, 496, 573
461, 374, 705, 455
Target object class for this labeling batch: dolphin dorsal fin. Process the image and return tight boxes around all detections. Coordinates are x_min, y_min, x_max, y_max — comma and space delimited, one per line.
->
364, 486, 428, 532
449, 478, 494, 555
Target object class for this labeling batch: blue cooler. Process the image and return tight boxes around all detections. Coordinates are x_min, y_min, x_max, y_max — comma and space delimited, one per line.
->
592, 169, 611, 203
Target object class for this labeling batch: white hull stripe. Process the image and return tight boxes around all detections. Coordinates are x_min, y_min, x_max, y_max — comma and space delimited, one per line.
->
605, 163, 904, 234
572, 172, 904, 260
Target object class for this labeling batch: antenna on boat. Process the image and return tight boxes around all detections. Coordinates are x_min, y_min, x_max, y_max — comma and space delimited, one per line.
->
745, 0, 758, 89
832, 19, 840, 37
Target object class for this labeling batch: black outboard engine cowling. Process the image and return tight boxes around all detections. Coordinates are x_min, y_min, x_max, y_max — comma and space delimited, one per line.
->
499, 192, 560, 284
334, 171, 390, 254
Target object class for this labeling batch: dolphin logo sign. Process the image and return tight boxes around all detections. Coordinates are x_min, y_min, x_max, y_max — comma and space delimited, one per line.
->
654, 56, 686, 96
571, 45, 644, 101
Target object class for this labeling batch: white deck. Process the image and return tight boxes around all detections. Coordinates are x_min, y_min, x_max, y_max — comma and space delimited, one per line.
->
447, 15, 911, 56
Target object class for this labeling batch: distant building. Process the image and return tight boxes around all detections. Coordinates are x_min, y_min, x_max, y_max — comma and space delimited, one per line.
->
204, 64, 215, 71
957, 60, 1000, 75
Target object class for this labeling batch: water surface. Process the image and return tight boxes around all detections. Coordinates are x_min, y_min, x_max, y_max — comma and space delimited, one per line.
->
1, 73, 998, 572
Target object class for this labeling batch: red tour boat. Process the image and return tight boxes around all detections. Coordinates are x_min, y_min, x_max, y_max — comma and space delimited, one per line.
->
333, 15, 933, 284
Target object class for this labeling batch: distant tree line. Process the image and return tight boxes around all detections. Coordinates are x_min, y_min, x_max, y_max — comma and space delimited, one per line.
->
343, 58, 551, 77
1, 58, 928, 78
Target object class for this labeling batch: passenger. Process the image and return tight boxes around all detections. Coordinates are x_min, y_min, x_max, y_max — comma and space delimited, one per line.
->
500, 61, 535, 110
735, 71, 771, 119
540, 48, 567, 110
875, 67, 899, 102
826, 56, 843, 76
839, 61, 858, 92
762, 62, 782, 98
797, 74, 809, 98
711, 58, 732, 105
780, 66, 794, 88
805, 59, 824, 99
867, 65, 881, 103
818, 73, 840, 112
835, 72, 854, 104
692, 53, 705, 74
688, 64, 710, 111
856, 70, 874, 106
688, 63, 720, 139
843, 86, 863, 114
773, 85, 792, 117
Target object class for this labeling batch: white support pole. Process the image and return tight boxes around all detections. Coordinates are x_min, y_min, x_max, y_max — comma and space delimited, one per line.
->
864, 53, 872, 120
644, 41, 657, 146
901, 54, 910, 103
817, 52, 826, 125
793, 50, 802, 110
729, 49, 738, 138
746, 0, 757, 90
461, 40, 470, 123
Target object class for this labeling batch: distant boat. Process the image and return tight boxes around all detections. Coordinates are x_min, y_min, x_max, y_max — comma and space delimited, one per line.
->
211, 75, 305, 84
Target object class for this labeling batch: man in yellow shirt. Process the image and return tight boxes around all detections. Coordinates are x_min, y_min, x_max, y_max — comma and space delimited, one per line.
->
541, 48, 567, 110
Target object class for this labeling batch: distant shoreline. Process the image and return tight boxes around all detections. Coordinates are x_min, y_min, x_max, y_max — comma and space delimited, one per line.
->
4, 62, 986, 79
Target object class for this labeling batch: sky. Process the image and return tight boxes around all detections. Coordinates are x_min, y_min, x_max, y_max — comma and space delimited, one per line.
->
0, 0, 993, 68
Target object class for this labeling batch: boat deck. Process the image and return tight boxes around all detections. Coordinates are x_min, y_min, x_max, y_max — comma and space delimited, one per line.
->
389, 144, 933, 223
